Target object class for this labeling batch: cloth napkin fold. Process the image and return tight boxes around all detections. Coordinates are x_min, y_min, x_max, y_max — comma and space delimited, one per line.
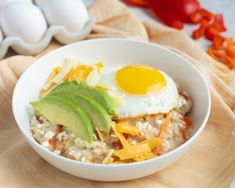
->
0, 0, 234, 187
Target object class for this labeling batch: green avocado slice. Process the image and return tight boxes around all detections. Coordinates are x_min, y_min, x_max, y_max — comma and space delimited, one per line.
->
51, 91, 111, 133
51, 81, 116, 115
31, 95, 93, 143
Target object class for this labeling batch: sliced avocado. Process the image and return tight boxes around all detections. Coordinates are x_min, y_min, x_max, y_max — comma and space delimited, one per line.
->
31, 95, 93, 143
50, 80, 78, 92
51, 91, 111, 133
51, 81, 116, 115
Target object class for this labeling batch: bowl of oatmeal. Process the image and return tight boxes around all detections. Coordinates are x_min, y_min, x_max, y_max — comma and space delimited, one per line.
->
12, 38, 211, 181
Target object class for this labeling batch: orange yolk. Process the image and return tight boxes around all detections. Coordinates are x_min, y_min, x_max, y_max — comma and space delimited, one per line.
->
116, 65, 166, 95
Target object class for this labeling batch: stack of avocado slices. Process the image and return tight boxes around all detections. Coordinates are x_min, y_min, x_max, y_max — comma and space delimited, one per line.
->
31, 81, 116, 143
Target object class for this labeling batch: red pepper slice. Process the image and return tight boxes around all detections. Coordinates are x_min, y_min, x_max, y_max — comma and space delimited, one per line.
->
124, 0, 149, 8
212, 14, 227, 32
205, 26, 220, 41
189, 8, 215, 24
198, 8, 214, 21
192, 19, 209, 39
189, 11, 203, 23
146, 0, 200, 30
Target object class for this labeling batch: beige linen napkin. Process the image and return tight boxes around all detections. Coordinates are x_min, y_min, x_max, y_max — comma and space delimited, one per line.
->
0, 0, 234, 187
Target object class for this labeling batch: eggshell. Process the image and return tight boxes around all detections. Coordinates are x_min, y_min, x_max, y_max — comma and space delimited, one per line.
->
0, 1, 47, 43
0, 0, 32, 12
42, 0, 88, 33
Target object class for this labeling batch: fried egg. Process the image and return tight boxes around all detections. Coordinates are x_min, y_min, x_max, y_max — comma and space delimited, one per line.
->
94, 64, 179, 118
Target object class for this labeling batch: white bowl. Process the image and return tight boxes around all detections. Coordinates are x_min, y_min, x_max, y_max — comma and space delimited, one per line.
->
12, 38, 211, 181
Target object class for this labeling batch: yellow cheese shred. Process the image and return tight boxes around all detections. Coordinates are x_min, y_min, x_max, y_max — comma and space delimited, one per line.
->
40, 66, 61, 97
113, 143, 151, 160
116, 122, 139, 135
102, 149, 114, 164
111, 122, 130, 148
136, 138, 162, 149
111, 122, 155, 162
96, 128, 105, 142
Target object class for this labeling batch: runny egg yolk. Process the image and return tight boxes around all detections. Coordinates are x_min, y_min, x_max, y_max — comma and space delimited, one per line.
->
116, 65, 166, 95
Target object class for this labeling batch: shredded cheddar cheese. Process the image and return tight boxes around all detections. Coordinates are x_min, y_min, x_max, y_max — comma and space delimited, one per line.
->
116, 122, 139, 135
113, 143, 151, 160
111, 122, 156, 163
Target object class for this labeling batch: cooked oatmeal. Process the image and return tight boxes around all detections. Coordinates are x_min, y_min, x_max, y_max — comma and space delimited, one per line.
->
30, 88, 192, 163
30, 59, 193, 164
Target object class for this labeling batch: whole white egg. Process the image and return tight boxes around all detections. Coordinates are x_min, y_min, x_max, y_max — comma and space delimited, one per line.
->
0, 0, 32, 11
0, 1, 47, 44
41, 0, 88, 33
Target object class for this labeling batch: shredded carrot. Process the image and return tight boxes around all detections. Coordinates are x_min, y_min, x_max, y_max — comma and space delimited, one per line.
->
182, 131, 188, 141
208, 47, 220, 61
56, 125, 63, 135
212, 35, 225, 49
158, 113, 171, 139
212, 50, 235, 68
154, 144, 162, 156
49, 136, 57, 148
222, 38, 235, 59
226, 37, 235, 46
152, 113, 171, 155
183, 116, 191, 128
181, 116, 191, 141
207, 37, 235, 69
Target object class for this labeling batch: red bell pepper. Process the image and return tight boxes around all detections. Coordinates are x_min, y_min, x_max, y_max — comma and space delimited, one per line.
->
146, 0, 201, 29
192, 10, 226, 42
124, 0, 148, 8
189, 11, 203, 24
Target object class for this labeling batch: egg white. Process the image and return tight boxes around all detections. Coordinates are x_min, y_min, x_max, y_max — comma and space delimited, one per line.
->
96, 66, 179, 118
